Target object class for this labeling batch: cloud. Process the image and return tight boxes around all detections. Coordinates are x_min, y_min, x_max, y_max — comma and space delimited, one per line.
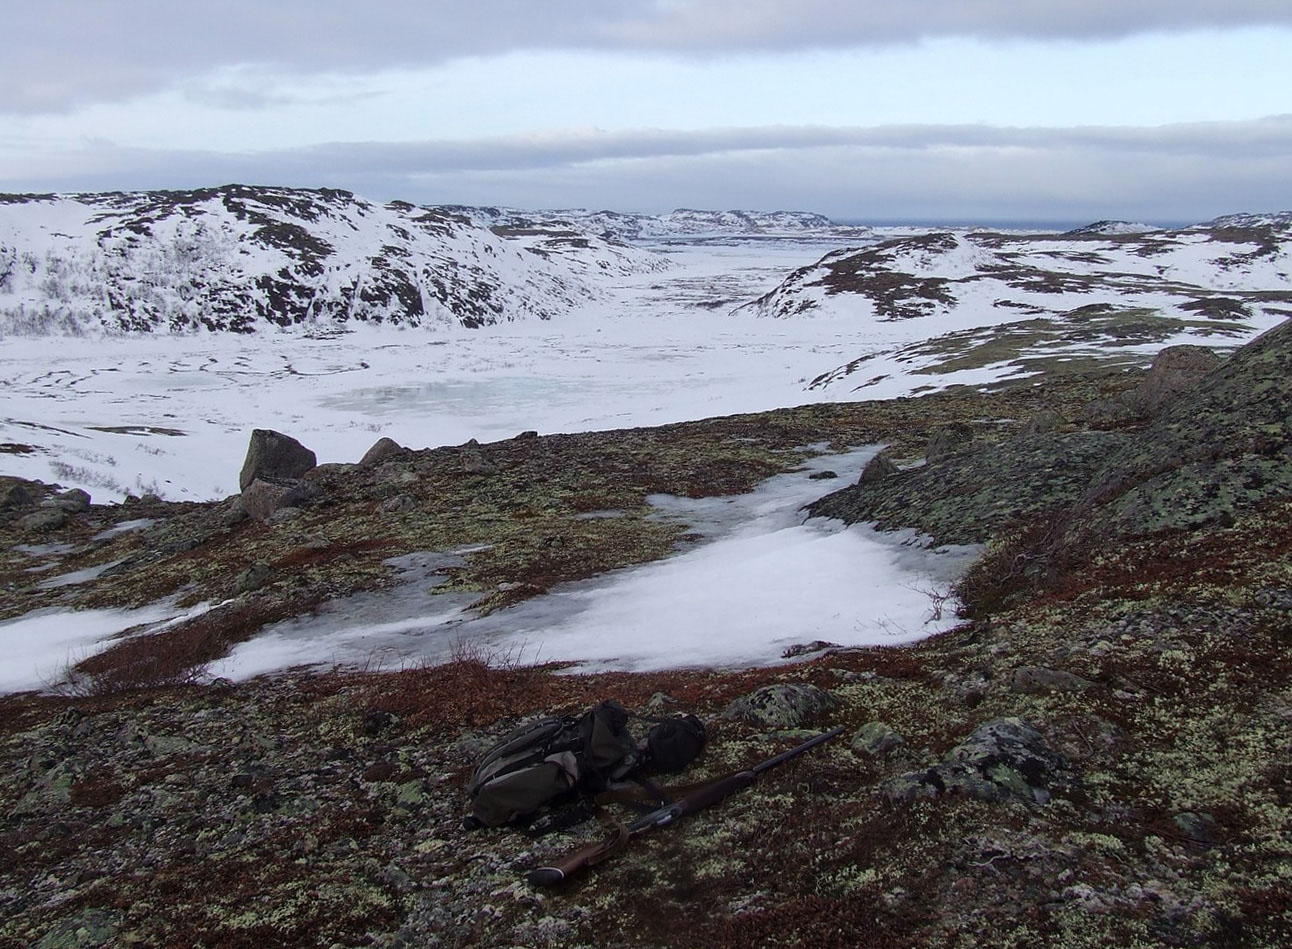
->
6, 1, 1291, 113
4, 116, 1289, 222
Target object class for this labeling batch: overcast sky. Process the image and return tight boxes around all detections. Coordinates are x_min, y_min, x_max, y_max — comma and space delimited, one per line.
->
2, 1, 1290, 222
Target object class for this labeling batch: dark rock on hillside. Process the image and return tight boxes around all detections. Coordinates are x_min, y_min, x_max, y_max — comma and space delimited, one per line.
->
858, 451, 899, 483
46, 488, 91, 513
358, 436, 411, 468
239, 429, 317, 490
1119, 344, 1219, 417
2, 482, 35, 510
18, 508, 68, 532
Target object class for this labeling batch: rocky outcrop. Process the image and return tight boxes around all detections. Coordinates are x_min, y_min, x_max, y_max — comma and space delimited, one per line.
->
808, 430, 1127, 545
808, 319, 1292, 546
1080, 319, 1292, 537
45, 488, 91, 514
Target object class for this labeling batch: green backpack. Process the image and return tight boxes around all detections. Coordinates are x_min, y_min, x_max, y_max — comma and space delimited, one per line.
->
464, 700, 705, 833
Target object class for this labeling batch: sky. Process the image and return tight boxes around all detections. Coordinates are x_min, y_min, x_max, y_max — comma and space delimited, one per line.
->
1, 1, 1290, 222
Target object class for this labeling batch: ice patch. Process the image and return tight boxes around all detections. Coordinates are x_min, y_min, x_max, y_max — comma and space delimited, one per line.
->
214, 447, 979, 679
0, 601, 209, 694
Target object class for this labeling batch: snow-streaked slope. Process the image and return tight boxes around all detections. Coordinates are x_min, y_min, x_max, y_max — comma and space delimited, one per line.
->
1203, 211, 1292, 229
0, 186, 669, 335
741, 225, 1292, 392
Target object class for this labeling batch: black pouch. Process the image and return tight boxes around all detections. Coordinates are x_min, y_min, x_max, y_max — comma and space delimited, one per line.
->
645, 714, 706, 773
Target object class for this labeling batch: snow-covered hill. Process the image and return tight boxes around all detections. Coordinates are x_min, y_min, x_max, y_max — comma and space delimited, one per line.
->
0, 186, 670, 335
737, 223, 1292, 390
1201, 211, 1292, 229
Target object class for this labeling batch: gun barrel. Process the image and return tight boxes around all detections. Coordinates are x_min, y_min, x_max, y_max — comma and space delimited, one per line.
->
751, 725, 846, 775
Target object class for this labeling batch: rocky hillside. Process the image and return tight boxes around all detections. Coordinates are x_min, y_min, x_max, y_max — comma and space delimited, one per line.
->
0, 186, 669, 335
1, 321, 1290, 946
444, 206, 869, 243
740, 221, 1292, 392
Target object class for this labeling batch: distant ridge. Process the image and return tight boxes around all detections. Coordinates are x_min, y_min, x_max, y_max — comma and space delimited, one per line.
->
1064, 220, 1157, 236
1199, 211, 1292, 229
0, 185, 668, 335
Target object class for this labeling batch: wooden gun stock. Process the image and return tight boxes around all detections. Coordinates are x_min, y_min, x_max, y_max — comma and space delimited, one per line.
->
527, 823, 629, 887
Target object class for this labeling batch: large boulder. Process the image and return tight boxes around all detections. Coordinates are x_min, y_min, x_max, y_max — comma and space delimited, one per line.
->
239, 478, 321, 521
808, 430, 1128, 545
858, 451, 899, 484
358, 436, 410, 468
46, 488, 91, 513
1122, 345, 1220, 416
3, 482, 36, 510
19, 508, 68, 532
239, 430, 316, 491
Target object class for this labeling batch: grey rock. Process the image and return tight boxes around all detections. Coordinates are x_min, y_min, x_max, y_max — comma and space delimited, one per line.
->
1022, 410, 1063, 435
851, 721, 905, 757
35, 907, 119, 949
926, 422, 975, 463
460, 438, 498, 475
884, 718, 1066, 806
49, 488, 91, 513
723, 682, 839, 729
359, 436, 410, 468
235, 561, 272, 594
1123, 345, 1220, 416
239, 429, 316, 490
19, 508, 69, 532
380, 494, 417, 513
240, 478, 320, 521
858, 452, 899, 484
1011, 666, 1095, 694
3, 482, 36, 509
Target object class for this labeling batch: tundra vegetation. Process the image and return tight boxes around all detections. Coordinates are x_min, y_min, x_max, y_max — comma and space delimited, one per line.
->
2, 322, 1291, 947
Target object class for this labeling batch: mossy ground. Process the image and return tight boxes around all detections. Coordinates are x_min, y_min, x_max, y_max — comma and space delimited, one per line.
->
2, 363, 1290, 946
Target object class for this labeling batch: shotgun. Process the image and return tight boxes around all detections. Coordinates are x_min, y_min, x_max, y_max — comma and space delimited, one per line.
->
527, 725, 845, 887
